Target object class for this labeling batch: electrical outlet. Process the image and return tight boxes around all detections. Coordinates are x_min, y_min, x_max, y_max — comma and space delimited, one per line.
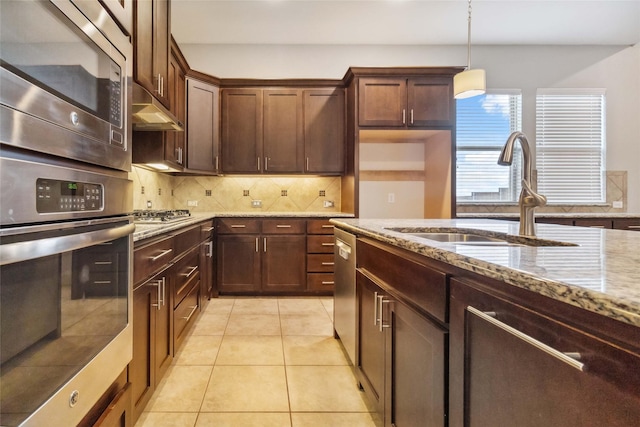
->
613, 200, 623, 209
387, 193, 395, 203
146, 200, 152, 209
187, 200, 198, 207
251, 200, 262, 208
323, 200, 334, 208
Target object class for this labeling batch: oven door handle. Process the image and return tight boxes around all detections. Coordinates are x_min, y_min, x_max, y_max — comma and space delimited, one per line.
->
0, 223, 135, 265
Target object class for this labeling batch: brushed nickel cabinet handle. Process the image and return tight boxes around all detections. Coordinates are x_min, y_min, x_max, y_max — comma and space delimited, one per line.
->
306, 157, 310, 171
182, 305, 199, 321
263, 237, 267, 252
628, 225, 640, 229
150, 248, 173, 262
321, 281, 335, 285
255, 237, 259, 252
94, 261, 113, 265
410, 109, 414, 124
265, 157, 268, 171
378, 294, 391, 332
184, 266, 198, 278
276, 224, 292, 228
230, 224, 246, 228
373, 291, 380, 326
257, 157, 261, 171
321, 225, 334, 229
321, 243, 335, 246
467, 307, 585, 371
402, 109, 406, 124
321, 262, 334, 266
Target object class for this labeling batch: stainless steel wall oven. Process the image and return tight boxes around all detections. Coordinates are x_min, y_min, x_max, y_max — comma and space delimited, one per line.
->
0, 1, 133, 426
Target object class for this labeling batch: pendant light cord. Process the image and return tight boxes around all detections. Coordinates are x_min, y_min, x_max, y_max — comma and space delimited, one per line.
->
467, 0, 473, 70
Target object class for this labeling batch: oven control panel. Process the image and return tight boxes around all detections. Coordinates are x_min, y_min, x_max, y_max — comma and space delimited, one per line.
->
36, 178, 103, 213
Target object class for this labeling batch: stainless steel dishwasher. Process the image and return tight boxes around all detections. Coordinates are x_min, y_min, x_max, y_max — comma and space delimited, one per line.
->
334, 227, 357, 365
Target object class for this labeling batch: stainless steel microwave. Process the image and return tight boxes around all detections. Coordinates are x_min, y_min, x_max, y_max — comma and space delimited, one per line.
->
0, 0, 132, 172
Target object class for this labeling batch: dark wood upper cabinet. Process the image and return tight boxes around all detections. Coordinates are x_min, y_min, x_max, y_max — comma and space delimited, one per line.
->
221, 89, 263, 173
133, 0, 170, 108
303, 88, 345, 174
358, 76, 452, 128
263, 89, 304, 173
186, 78, 220, 173
221, 86, 345, 175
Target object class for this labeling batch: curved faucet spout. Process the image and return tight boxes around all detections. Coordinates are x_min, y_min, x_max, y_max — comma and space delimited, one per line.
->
498, 132, 546, 237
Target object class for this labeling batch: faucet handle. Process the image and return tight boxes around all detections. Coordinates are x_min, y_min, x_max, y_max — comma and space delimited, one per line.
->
522, 179, 547, 206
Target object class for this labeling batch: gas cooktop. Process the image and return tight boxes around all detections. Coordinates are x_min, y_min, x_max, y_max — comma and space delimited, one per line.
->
133, 209, 191, 224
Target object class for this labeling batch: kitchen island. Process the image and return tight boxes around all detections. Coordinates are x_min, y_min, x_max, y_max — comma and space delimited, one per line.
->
330, 218, 640, 427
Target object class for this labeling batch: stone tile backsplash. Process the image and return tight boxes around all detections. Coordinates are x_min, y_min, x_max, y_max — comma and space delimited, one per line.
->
131, 166, 341, 213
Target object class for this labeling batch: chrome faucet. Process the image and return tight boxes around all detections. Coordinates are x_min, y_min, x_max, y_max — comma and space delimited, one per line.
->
498, 131, 547, 236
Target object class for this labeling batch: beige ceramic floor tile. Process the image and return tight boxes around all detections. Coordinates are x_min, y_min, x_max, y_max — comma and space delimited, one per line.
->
190, 313, 229, 336
320, 297, 334, 317
277, 298, 327, 316
195, 412, 291, 427
145, 365, 212, 412
201, 366, 290, 412
216, 335, 284, 365
174, 335, 223, 366
280, 314, 333, 336
203, 297, 235, 315
225, 313, 281, 335
231, 298, 279, 315
287, 366, 371, 412
291, 412, 380, 427
135, 412, 198, 427
283, 335, 349, 366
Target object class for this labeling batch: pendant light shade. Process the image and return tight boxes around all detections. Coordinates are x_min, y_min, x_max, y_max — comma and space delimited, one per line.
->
454, 69, 486, 99
454, 0, 485, 99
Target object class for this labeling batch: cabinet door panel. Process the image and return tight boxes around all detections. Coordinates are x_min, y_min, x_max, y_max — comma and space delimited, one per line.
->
153, 273, 172, 383
131, 284, 155, 421
304, 89, 344, 173
387, 300, 446, 427
264, 90, 303, 173
221, 89, 263, 173
133, 0, 154, 94
358, 78, 406, 127
356, 272, 385, 416
262, 235, 306, 292
187, 79, 219, 173
217, 234, 261, 293
153, 0, 170, 107
408, 78, 452, 127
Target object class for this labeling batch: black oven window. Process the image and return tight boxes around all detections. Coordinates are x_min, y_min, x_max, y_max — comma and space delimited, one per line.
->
0, 233, 129, 426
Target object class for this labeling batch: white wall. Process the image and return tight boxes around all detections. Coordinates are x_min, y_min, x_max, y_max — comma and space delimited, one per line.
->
180, 43, 640, 211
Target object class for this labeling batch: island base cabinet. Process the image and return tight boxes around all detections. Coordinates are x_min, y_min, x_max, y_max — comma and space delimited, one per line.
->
356, 270, 447, 427
449, 277, 640, 427
385, 299, 446, 427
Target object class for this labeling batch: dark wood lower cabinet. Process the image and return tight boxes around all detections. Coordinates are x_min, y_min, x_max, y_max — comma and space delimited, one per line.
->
131, 266, 172, 422
262, 235, 306, 292
449, 277, 640, 427
356, 269, 447, 427
93, 383, 132, 427
217, 234, 261, 293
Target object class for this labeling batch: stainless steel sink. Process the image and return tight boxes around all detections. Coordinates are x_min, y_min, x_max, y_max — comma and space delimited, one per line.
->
408, 232, 516, 245
386, 228, 578, 247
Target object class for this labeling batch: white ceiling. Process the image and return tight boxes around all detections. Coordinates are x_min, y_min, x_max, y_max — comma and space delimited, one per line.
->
172, 0, 640, 47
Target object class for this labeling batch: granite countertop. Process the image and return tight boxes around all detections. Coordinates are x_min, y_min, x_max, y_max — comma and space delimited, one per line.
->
134, 211, 354, 242
330, 218, 640, 328
457, 212, 640, 219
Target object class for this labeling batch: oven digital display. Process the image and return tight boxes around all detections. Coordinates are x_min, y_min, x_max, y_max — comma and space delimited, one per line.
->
62, 182, 81, 196
36, 178, 103, 213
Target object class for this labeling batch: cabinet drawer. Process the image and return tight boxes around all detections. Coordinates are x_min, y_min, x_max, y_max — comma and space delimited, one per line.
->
358, 238, 448, 324
307, 219, 334, 234
199, 220, 215, 240
574, 219, 613, 229
174, 225, 202, 256
217, 218, 261, 234
134, 235, 174, 285
307, 254, 335, 272
262, 219, 305, 234
307, 273, 335, 291
174, 280, 199, 346
173, 246, 200, 308
307, 235, 335, 253
613, 219, 640, 231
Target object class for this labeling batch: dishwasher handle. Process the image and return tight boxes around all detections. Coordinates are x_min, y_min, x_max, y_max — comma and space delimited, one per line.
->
335, 238, 352, 260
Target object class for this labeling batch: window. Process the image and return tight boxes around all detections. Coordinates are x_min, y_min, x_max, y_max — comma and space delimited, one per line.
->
536, 89, 606, 204
456, 91, 522, 203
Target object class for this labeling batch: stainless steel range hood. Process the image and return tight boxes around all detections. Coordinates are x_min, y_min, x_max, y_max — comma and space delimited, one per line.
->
132, 83, 184, 131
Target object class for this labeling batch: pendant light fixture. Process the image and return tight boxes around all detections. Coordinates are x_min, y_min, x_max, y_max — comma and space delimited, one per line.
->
454, 0, 486, 99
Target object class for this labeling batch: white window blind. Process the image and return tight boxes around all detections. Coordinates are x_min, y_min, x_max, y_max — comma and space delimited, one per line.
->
456, 91, 522, 202
536, 89, 606, 204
